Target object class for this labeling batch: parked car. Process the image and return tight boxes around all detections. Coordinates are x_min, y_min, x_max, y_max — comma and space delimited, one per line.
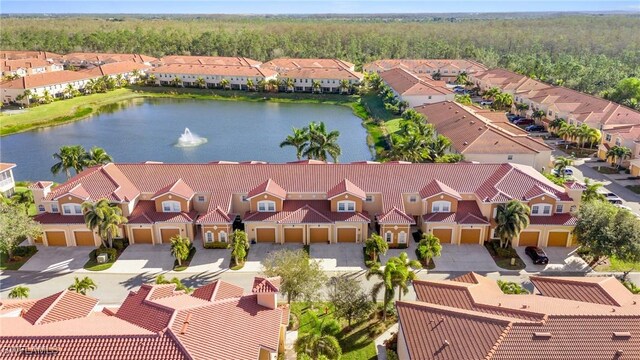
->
454, 88, 466, 93
604, 192, 623, 204
509, 116, 524, 123
552, 168, 574, 176
513, 118, 535, 126
525, 125, 546, 132
525, 246, 549, 265
479, 100, 493, 106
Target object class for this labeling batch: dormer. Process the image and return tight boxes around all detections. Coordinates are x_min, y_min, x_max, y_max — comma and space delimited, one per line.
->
563, 181, 586, 203
327, 179, 366, 213
248, 179, 286, 212
152, 179, 195, 213
54, 184, 91, 215
30, 181, 54, 214
523, 185, 558, 216
419, 180, 462, 214
252, 276, 281, 309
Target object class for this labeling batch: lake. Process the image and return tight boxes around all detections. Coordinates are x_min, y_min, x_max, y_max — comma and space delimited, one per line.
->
1, 98, 372, 181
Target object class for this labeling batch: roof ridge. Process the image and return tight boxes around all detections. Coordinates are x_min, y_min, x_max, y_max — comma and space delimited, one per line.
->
31, 290, 66, 325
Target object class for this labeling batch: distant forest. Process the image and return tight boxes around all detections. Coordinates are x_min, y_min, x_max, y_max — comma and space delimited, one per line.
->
2, 15, 639, 96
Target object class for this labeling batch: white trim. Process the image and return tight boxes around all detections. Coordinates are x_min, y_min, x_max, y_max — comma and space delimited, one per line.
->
257, 200, 276, 212
337, 200, 356, 212
162, 200, 181, 213
62, 203, 82, 215
385, 231, 393, 243
431, 201, 451, 213
398, 231, 407, 244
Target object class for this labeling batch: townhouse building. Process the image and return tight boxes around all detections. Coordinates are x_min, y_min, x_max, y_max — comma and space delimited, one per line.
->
2, 58, 63, 78
262, 58, 355, 72
260, 58, 362, 93
160, 55, 262, 67
364, 59, 487, 83
469, 68, 550, 95
0, 50, 61, 61
31, 161, 582, 249
151, 64, 278, 89
379, 67, 454, 107
83, 60, 152, 83
415, 101, 553, 171
62, 52, 158, 67
598, 124, 640, 172
1, 70, 95, 105
0, 163, 17, 197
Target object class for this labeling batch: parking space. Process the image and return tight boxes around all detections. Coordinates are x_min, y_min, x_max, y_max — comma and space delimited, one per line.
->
20, 246, 92, 273
186, 241, 231, 273
516, 246, 591, 273
432, 245, 501, 272
108, 244, 175, 274
240, 243, 303, 272
310, 244, 365, 271
380, 241, 418, 266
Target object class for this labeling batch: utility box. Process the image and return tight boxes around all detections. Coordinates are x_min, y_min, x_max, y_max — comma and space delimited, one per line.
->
96, 253, 108, 264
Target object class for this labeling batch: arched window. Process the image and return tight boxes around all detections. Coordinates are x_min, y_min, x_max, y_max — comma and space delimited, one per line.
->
257, 200, 276, 212
162, 200, 181, 213
337, 200, 356, 212
398, 232, 407, 244
531, 203, 552, 216
219, 231, 228, 243
385, 231, 393, 243
431, 201, 451, 213
205, 231, 214, 243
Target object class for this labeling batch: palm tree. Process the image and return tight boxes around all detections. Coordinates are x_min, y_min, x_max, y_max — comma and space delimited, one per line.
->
267, 78, 279, 92
366, 263, 395, 321
495, 200, 531, 248
556, 123, 575, 141
279, 127, 309, 160
492, 92, 513, 110
82, 199, 128, 248
312, 80, 322, 94
388, 252, 422, 300
283, 77, 294, 92
84, 146, 113, 167
11, 190, 33, 215
455, 72, 469, 85
68, 276, 97, 295
51, 145, 88, 179
454, 94, 472, 105
172, 76, 182, 87
515, 102, 529, 116
245, 78, 255, 91
554, 157, 573, 178
294, 312, 342, 360
195, 77, 206, 89
220, 78, 231, 90
432, 71, 442, 81
483, 87, 501, 100
416, 233, 442, 266
339, 79, 351, 94
532, 110, 546, 123
257, 79, 267, 92
115, 74, 126, 88
20, 89, 33, 107
303, 122, 341, 162
606, 145, 632, 169
170, 235, 192, 267
231, 230, 249, 265
585, 127, 602, 149
146, 74, 157, 86
427, 134, 452, 160
64, 83, 79, 98
397, 100, 410, 113
498, 280, 529, 294
548, 118, 566, 133
8, 285, 29, 299
364, 234, 389, 262
582, 179, 606, 202
41, 90, 54, 104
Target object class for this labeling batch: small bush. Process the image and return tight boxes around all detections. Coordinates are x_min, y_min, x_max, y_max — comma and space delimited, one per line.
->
112, 238, 128, 251
386, 350, 399, 360
203, 241, 229, 249
95, 247, 117, 262
13, 246, 37, 257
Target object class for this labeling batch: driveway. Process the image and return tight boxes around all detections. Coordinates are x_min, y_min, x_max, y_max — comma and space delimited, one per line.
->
380, 240, 419, 266
432, 245, 501, 273
19, 246, 92, 273
240, 243, 303, 272
186, 241, 231, 274
310, 244, 365, 271
108, 244, 175, 274
516, 246, 591, 274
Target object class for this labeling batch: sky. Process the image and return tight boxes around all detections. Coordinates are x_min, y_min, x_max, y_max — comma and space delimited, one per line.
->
1, 1, 639, 14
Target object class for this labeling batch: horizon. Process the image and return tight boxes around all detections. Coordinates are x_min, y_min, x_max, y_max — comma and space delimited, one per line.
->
2, 1, 640, 15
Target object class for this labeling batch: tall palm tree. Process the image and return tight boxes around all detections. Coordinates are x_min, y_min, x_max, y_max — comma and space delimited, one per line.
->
495, 200, 531, 248
606, 145, 632, 169
257, 79, 267, 92
455, 72, 469, 85
294, 312, 342, 360
245, 78, 255, 91
585, 127, 602, 149
532, 110, 546, 123
366, 263, 395, 321
554, 157, 573, 178
11, 190, 33, 215
492, 92, 513, 110
170, 235, 192, 267
388, 252, 422, 301
427, 134, 452, 160
432, 71, 442, 81
146, 74, 157, 86
220, 78, 231, 90
82, 199, 128, 248
172, 76, 183, 88
8, 285, 30, 299
556, 123, 575, 141
454, 94, 472, 105
303, 122, 341, 162
41, 90, 54, 104
312, 80, 322, 94
21, 89, 33, 107
582, 179, 606, 202
283, 77, 294, 92
548, 118, 566, 133
51, 145, 87, 179
515, 102, 529, 116
364, 234, 389, 262
417, 233, 442, 266
267, 78, 279, 92
483, 87, 501, 100
279, 127, 309, 160
195, 77, 206, 89
84, 146, 113, 167
339, 79, 351, 94
68, 276, 97, 295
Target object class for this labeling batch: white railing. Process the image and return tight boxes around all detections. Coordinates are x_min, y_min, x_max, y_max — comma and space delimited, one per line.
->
0, 178, 14, 188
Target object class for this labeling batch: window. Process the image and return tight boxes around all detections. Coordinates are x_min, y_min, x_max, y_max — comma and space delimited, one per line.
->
162, 201, 181, 213
493, 207, 498, 219
531, 203, 552, 216
409, 195, 417, 203
507, 155, 514, 160
337, 201, 356, 212
51, 204, 59, 213
431, 201, 451, 213
555, 204, 564, 213
197, 195, 205, 202
605, 134, 612, 142
615, 139, 621, 146
490, 228, 497, 239
219, 231, 228, 243
205, 231, 213, 243
258, 200, 276, 212
365, 195, 373, 202
385, 232, 393, 243
570, 205, 577, 213
548, 110, 553, 116
398, 232, 407, 244
62, 203, 82, 215
38, 205, 45, 212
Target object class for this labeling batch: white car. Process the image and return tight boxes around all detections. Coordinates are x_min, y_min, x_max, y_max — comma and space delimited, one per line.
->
552, 168, 574, 176
479, 100, 493, 106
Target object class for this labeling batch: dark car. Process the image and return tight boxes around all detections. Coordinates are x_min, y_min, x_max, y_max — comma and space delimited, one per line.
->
514, 118, 535, 126
525, 246, 549, 265
525, 125, 546, 132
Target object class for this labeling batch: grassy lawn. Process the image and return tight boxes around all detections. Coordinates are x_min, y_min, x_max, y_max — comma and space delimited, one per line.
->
291, 302, 396, 360
173, 246, 197, 271
594, 256, 640, 272
0, 247, 38, 271
625, 185, 640, 194
83, 257, 115, 271
484, 241, 526, 271
595, 166, 620, 175
385, 118, 403, 135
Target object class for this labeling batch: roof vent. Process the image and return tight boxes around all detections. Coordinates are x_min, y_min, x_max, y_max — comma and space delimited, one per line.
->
470, 121, 475, 125
613, 332, 631, 339
616, 350, 624, 356
180, 313, 192, 335
455, 111, 459, 114
462, 115, 466, 118
443, 340, 450, 347
521, 305, 529, 309
463, 142, 468, 146
533, 332, 552, 339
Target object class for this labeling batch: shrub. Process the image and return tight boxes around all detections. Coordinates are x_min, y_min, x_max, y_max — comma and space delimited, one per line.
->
203, 241, 229, 249
386, 350, 399, 360
621, 280, 640, 294
96, 247, 117, 262
112, 238, 128, 251
13, 245, 37, 257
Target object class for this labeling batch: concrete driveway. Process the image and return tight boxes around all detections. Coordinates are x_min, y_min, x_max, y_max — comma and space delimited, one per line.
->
310, 244, 365, 271
240, 243, 303, 272
516, 246, 591, 274
108, 244, 175, 274
19, 246, 92, 273
433, 245, 501, 272
380, 240, 419, 266
186, 241, 231, 273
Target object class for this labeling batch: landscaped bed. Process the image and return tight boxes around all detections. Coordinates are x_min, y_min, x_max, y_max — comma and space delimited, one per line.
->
484, 240, 526, 270
0, 245, 38, 271
625, 185, 640, 194
83, 239, 128, 271
173, 246, 197, 272
594, 166, 621, 175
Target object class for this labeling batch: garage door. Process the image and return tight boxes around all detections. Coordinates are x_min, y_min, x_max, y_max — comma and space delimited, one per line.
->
133, 229, 153, 244
309, 228, 329, 243
74, 231, 95, 246
46, 231, 67, 246
256, 228, 276, 243
432, 229, 452, 244
460, 229, 481, 244
547, 232, 569, 247
284, 228, 304, 243
337, 228, 357, 243
518, 232, 539, 247
161, 228, 181, 243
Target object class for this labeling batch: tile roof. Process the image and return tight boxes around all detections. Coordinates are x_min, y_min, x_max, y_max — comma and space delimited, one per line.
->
82, 61, 151, 76
28, 180, 53, 189
191, 280, 244, 301
473, 68, 551, 94
195, 207, 233, 224
376, 207, 416, 224
23, 290, 98, 325
151, 178, 195, 200
62, 52, 158, 64
128, 200, 197, 224
422, 200, 489, 225
0, 162, 16, 172
364, 59, 487, 74
326, 178, 366, 200
33, 213, 85, 224
243, 200, 369, 223
278, 204, 334, 224
252, 277, 281, 293
161, 55, 261, 67
0, 70, 95, 89
528, 213, 577, 226
151, 64, 277, 78
419, 179, 462, 200
0, 50, 61, 61
279, 67, 363, 81
379, 67, 452, 96
531, 276, 635, 307
247, 178, 287, 199
2, 58, 52, 71
262, 58, 354, 71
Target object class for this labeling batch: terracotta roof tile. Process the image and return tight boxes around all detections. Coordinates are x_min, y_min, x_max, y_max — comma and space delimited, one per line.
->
380, 67, 451, 96
376, 207, 415, 224
152, 63, 277, 78
151, 178, 195, 200
33, 213, 85, 224
262, 58, 354, 71
419, 179, 462, 200
243, 200, 368, 223
23, 290, 98, 325
279, 67, 363, 81
28, 180, 53, 189
0, 51, 61, 61
252, 277, 281, 293
63, 52, 158, 64
531, 276, 635, 306
192, 280, 245, 302
247, 178, 287, 199
128, 200, 196, 224
528, 213, 577, 226
422, 200, 488, 225
0, 70, 95, 89
82, 61, 150, 77
195, 207, 232, 224
161, 55, 261, 67
327, 179, 366, 199
364, 59, 487, 74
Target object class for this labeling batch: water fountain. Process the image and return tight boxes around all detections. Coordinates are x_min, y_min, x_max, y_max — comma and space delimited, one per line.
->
176, 127, 208, 147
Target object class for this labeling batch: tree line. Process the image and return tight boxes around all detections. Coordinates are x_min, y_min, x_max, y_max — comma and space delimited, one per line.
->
2, 15, 639, 96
